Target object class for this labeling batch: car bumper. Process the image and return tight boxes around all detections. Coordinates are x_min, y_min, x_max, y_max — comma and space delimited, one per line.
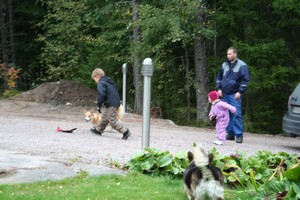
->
282, 113, 300, 136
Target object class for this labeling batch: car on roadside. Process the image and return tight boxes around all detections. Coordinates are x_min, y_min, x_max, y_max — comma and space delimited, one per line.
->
282, 83, 300, 137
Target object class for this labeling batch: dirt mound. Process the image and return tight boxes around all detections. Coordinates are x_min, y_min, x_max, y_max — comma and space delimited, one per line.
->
12, 80, 97, 107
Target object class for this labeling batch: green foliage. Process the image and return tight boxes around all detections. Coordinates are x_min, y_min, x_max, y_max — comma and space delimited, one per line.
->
212, 149, 299, 186
126, 147, 300, 199
136, 0, 215, 121
12, 1, 46, 89
77, 1, 132, 87
125, 148, 189, 178
0, 147, 299, 199
36, 0, 92, 81
253, 180, 300, 200
209, 0, 300, 134
284, 165, 300, 181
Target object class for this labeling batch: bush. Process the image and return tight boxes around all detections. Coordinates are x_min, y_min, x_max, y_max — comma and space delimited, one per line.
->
0, 64, 21, 97
125, 147, 300, 199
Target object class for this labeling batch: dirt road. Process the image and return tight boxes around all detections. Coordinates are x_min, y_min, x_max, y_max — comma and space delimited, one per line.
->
0, 99, 299, 183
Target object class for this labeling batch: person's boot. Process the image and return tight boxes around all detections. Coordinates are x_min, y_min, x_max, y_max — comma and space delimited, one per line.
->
122, 129, 131, 140
90, 128, 102, 135
226, 134, 235, 140
235, 136, 243, 143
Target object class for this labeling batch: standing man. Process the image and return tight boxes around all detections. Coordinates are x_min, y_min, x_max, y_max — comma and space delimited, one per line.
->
216, 47, 250, 143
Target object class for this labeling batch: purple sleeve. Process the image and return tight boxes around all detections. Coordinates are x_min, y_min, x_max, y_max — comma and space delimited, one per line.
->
226, 103, 236, 114
220, 101, 236, 113
209, 106, 215, 118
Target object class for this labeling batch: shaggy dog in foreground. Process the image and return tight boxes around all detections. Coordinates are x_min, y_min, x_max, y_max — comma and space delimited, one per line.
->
84, 105, 124, 129
183, 145, 224, 200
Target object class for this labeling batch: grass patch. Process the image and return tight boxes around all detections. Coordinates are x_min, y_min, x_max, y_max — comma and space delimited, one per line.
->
0, 172, 259, 200
2, 147, 298, 199
0, 173, 186, 200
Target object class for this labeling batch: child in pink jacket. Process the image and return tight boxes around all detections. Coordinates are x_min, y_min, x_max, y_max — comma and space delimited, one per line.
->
208, 91, 236, 145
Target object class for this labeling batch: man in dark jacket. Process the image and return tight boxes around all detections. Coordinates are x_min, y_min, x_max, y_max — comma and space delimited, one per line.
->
216, 47, 250, 143
90, 68, 131, 140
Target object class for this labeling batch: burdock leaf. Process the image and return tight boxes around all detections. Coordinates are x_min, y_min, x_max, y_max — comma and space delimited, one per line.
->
157, 154, 173, 167
284, 165, 300, 181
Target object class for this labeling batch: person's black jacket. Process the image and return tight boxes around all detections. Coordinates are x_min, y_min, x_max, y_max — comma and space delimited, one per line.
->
97, 76, 120, 109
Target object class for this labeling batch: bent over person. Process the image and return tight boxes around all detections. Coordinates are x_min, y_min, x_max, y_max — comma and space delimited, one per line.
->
216, 47, 250, 143
90, 68, 131, 140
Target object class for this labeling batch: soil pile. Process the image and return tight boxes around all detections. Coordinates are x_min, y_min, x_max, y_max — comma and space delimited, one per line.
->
11, 80, 97, 107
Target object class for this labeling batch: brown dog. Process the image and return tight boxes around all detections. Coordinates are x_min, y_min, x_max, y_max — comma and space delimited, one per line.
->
84, 105, 124, 129
183, 145, 224, 200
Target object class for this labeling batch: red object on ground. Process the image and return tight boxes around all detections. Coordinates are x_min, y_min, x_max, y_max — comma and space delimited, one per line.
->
56, 126, 77, 133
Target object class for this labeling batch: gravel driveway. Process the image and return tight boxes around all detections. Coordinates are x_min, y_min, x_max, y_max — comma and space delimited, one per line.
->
0, 99, 299, 183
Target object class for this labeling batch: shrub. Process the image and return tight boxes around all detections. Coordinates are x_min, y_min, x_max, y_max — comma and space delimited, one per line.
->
125, 147, 300, 199
0, 64, 21, 97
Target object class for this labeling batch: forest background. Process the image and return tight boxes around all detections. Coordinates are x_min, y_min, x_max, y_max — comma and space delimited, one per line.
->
0, 0, 299, 135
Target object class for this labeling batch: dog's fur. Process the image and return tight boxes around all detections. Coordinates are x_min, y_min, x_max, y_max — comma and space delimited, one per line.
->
84, 105, 124, 128
183, 145, 224, 200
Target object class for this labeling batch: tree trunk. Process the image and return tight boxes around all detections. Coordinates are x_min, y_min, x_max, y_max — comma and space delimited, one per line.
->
132, 0, 143, 114
213, 0, 217, 57
194, 4, 209, 123
8, 0, 16, 66
0, 0, 8, 64
194, 37, 209, 123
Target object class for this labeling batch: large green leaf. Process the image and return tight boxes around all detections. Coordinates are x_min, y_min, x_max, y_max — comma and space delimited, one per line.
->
284, 166, 300, 181
140, 161, 152, 171
157, 154, 173, 168
175, 151, 187, 160
131, 150, 147, 160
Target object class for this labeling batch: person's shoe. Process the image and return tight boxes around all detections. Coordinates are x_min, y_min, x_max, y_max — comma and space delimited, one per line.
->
213, 140, 225, 145
90, 128, 102, 135
226, 135, 235, 140
122, 129, 131, 140
236, 136, 243, 143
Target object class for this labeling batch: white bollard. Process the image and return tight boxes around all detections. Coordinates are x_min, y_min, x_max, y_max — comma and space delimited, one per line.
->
142, 58, 154, 149
122, 63, 127, 113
